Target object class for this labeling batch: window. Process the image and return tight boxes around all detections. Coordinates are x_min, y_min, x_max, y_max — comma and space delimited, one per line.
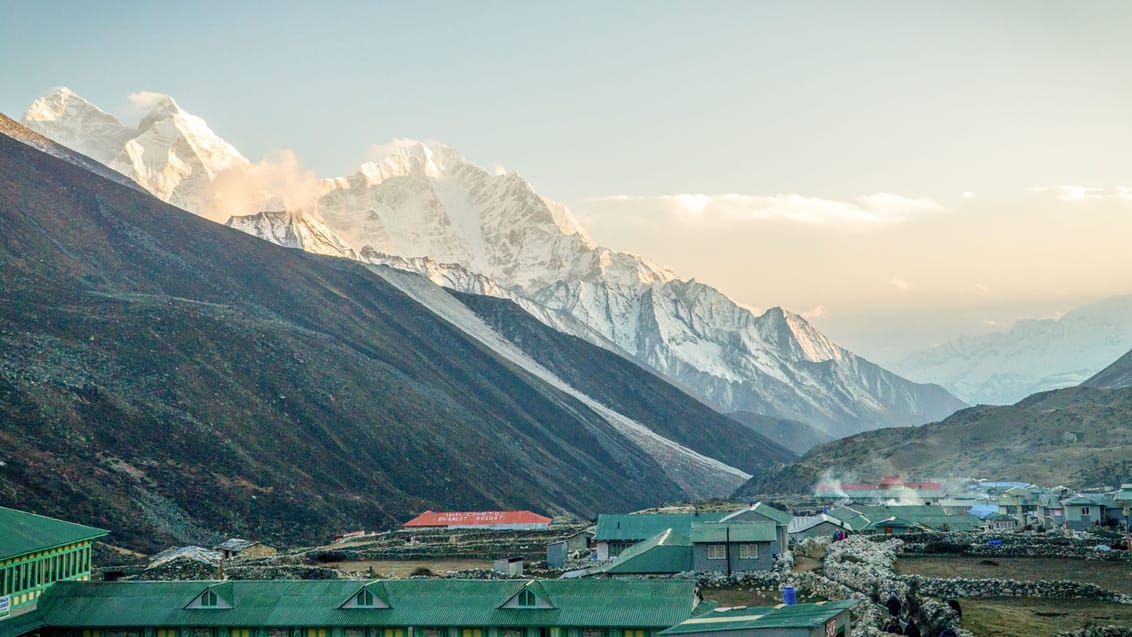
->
200, 590, 218, 607
357, 589, 375, 607
460, 629, 482, 637
738, 544, 758, 560
383, 630, 405, 637
624, 630, 646, 637
157, 630, 178, 637
305, 629, 327, 637
706, 544, 726, 560
1081, 507, 1090, 515
582, 629, 603, 637
231, 630, 252, 637
518, 588, 537, 607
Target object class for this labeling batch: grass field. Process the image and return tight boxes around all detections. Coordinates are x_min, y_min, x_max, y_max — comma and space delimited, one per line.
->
960, 598, 1132, 636
896, 556, 1132, 595
322, 558, 493, 578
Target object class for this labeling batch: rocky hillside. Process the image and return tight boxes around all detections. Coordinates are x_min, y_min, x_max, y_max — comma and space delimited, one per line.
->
726, 411, 834, 455
739, 385, 1132, 496
1082, 348, 1132, 390
0, 121, 787, 551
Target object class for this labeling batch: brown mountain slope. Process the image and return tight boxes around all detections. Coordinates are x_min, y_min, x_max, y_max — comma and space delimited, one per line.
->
0, 121, 785, 550
1082, 348, 1132, 390
739, 385, 1132, 495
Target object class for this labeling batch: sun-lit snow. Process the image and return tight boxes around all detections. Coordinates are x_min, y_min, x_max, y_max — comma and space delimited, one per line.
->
23, 88, 965, 436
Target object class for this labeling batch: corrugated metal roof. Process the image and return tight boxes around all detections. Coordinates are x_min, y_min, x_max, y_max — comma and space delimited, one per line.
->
587, 530, 694, 575
659, 601, 857, 634
0, 506, 108, 561
689, 523, 776, 543
720, 503, 792, 526
594, 513, 726, 542
403, 511, 552, 527
0, 610, 47, 637
787, 514, 850, 535
36, 579, 697, 628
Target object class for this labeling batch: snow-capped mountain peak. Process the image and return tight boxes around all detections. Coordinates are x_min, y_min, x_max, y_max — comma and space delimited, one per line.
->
23, 87, 135, 163
24, 87, 248, 216
22, 88, 967, 436
756, 307, 842, 363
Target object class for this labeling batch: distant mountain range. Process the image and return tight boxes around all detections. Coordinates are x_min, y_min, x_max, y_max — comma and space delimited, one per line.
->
896, 295, 1132, 405
740, 348, 1132, 496
22, 88, 965, 438
0, 114, 795, 549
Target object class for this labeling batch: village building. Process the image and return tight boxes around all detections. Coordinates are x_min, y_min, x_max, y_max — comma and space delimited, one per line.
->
587, 520, 780, 576
984, 513, 1019, 532
658, 600, 857, 637
586, 529, 694, 575
719, 504, 792, 553
0, 506, 107, 617
827, 505, 981, 534
814, 477, 943, 505
593, 513, 726, 561
3, 578, 700, 637
1062, 493, 1128, 530
402, 511, 552, 531
492, 557, 524, 577
786, 514, 852, 542
213, 539, 277, 561
689, 522, 778, 573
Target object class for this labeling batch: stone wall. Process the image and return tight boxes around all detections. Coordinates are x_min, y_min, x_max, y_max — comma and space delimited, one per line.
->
900, 574, 1132, 605
1054, 627, 1132, 637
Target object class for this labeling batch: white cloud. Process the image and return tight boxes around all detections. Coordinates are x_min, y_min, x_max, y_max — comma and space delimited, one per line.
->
1029, 185, 1132, 202
887, 278, 911, 291
802, 304, 828, 319
975, 283, 991, 294
585, 192, 945, 226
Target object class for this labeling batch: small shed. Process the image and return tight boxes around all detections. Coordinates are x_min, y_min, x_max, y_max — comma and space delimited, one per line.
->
547, 541, 568, 569
214, 538, 276, 560
564, 529, 594, 553
659, 600, 857, 637
492, 556, 524, 576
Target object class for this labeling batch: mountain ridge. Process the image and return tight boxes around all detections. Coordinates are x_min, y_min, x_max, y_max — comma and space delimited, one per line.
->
22, 88, 966, 437
0, 118, 790, 549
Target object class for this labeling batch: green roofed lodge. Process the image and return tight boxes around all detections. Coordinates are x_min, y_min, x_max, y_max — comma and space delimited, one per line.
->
2, 578, 702, 637
0, 506, 108, 617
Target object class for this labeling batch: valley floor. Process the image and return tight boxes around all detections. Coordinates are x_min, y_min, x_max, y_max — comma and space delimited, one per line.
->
896, 555, 1132, 595
960, 597, 1132, 636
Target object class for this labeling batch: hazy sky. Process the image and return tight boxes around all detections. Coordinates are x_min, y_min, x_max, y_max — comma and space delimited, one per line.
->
3, 1, 1131, 362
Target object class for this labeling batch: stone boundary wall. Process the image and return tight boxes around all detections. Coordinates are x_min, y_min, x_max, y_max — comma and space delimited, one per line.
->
896, 531, 1129, 561
899, 574, 1132, 605
1054, 627, 1132, 637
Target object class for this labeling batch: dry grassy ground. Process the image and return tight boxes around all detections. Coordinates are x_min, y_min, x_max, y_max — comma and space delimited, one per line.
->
961, 598, 1132, 636
896, 556, 1132, 595
699, 586, 797, 608
322, 559, 493, 578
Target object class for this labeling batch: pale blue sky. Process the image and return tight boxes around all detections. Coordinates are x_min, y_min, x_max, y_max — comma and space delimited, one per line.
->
3, 1, 1132, 359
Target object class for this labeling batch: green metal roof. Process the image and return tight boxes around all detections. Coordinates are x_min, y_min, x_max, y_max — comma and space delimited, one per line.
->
594, 513, 726, 542
36, 579, 698, 628
0, 610, 48, 637
587, 529, 693, 575
827, 505, 981, 532
659, 601, 857, 634
689, 523, 777, 543
0, 506, 108, 561
721, 503, 792, 526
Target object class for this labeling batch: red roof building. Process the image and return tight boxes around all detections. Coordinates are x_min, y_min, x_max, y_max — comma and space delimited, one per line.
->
402, 510, 552, 530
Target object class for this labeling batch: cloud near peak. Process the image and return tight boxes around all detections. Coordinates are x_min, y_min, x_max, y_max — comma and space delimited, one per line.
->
585, 192, 945, 226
